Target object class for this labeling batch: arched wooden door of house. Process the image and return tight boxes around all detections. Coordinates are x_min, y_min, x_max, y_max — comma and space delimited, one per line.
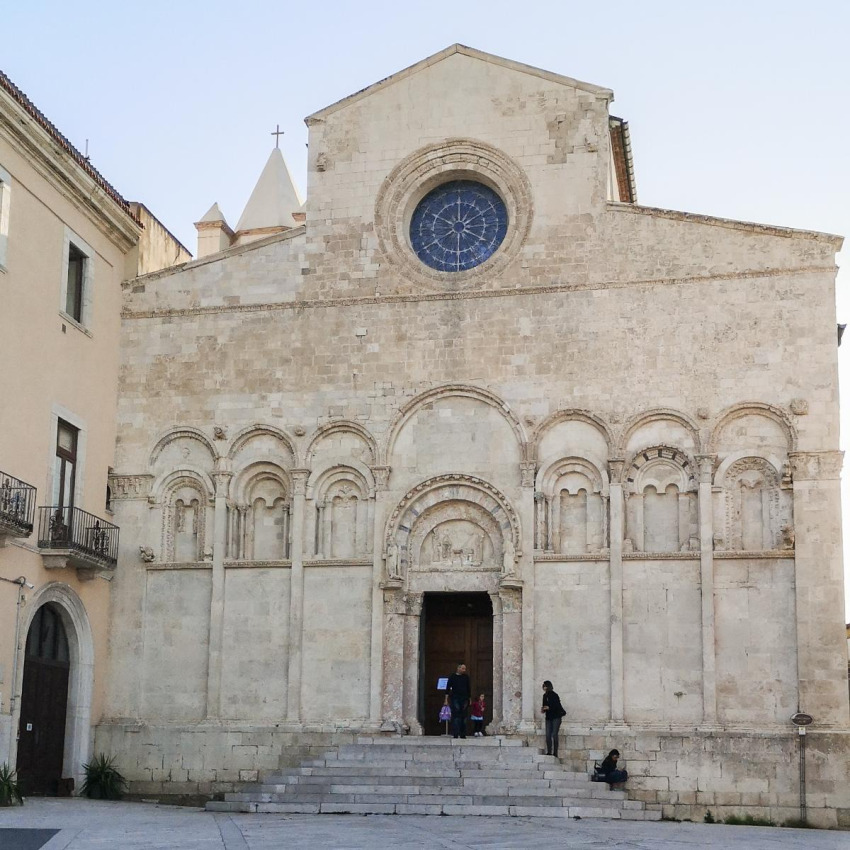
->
17, 603, 70, 795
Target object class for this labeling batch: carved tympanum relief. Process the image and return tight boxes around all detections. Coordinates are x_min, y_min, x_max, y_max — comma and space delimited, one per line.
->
413, 508, 499, 571
721, 457, 792, 551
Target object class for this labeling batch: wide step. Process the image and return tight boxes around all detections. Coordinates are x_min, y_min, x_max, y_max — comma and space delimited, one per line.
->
205, 737, 658, 820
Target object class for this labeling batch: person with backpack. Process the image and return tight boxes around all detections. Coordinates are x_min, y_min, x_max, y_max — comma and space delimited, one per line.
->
541, 680, 567, 757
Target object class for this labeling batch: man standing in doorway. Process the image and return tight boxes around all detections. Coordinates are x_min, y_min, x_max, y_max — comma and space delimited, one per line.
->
446, 663, 471, 739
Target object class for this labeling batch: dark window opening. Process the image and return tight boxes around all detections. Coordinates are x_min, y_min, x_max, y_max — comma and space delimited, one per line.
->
65, 244, 85, 321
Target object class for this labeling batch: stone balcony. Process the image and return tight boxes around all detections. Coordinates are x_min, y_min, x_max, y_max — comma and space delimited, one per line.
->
0, 470, 36, 543
37, 505, 119, 577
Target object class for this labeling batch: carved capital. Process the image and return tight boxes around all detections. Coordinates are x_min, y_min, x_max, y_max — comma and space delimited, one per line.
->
695, 454, 717, 484
519, 462, 536, 489
608, 458, 625, 482
382, 586, 406, 616
371, 465, 391, 491
291, 469, 310, 495
788, 451, 843, 482
499, 586, 523, 612
404, 592, 424, 616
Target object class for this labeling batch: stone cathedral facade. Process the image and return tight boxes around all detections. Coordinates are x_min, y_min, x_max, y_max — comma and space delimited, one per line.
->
99, 47, 849, 823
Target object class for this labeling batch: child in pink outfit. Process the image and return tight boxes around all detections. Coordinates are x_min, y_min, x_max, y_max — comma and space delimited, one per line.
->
471, 694, 486, 737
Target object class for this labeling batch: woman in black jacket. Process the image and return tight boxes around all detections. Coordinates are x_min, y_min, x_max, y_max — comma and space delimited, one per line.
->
541, 680, 566, 757
598, 748, 629, 788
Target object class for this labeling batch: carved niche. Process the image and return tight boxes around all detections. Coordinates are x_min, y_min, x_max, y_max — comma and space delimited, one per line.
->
722, 457, 790, 551
229, 465, 291, 561
162, 477, 208, 562
314, 469, 371, 559
625, 447, 698, 553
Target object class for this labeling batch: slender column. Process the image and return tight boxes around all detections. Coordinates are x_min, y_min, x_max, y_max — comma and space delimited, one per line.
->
236, 505, 248, 559
696, 454, 717, 724
380, 585, 406, 729
323, 502, 333, 558
788, 451, 849, 725
518, 461, 536, 728
489, 591, 503, 731
402, 592, 424, 733
286, 469, 309, 721
314, 504, 324, 558
206, 462, 231, 719
499, 586, 523, 731
608, 459, 625, 723
534, 493, 545, 550
369, 466, 391, 723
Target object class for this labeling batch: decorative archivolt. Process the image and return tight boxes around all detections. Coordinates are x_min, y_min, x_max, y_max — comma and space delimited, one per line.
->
230, 462, 292, 505
382, 384, 529, 465
227, 424, 298, 465
306, 460, 374, 501
385, 474, 520, 580
617, 409, 702, 458
536, 455, 609, 497
531, 410, 613, 460
159, 472, 211, 562
152, 467, 215, 505
304, 420, 378, 467
149, 426, 218, 468
708, 402, 797, 454
624, 445, 695, 493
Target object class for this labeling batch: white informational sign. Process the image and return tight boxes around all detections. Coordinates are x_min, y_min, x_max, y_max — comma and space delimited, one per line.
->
437, 677, 449, 690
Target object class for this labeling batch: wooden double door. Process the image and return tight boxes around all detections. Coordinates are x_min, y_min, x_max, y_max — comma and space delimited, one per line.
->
16, 604, 70, 796
421, 593, 493, 735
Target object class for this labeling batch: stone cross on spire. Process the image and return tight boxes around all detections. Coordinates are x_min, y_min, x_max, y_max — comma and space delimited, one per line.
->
271, 124, 284, 149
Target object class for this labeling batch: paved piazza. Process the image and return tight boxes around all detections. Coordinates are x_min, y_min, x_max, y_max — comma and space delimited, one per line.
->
0, 800, 846, 849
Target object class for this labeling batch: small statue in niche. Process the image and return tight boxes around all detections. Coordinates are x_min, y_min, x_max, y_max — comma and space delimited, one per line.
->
502, 537, 516, 576
139, 546, 155, 563
781, 524, 795, 549
386, 541, 401, 580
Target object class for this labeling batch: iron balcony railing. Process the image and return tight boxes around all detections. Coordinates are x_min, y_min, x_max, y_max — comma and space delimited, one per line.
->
37, 506, 119, 568
0, 471, 36, 536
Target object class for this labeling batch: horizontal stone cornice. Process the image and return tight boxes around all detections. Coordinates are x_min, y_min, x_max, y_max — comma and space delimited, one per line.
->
120, 264, 836, 321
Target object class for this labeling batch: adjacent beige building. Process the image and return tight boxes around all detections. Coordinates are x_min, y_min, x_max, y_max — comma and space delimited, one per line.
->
0, 71, 188, 794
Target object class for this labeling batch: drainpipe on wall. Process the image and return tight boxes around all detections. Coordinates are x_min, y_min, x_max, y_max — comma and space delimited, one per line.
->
0, 576, 33, 760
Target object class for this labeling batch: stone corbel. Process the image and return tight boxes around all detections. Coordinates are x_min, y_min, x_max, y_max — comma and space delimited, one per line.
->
291, 469, 310, 496
519, 462, 536, 489
608, 458, 625, 483
371, 466, 391, 492
695, 454, 717, 485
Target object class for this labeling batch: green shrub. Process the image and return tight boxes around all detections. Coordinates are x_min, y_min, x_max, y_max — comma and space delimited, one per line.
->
80, 754, 127, 800
0, 763, 23, 807
723, 814, 774, 827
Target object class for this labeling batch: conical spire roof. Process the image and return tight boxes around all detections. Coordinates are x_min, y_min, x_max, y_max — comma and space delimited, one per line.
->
198, 202, 228, 224
236, 148, 303, 232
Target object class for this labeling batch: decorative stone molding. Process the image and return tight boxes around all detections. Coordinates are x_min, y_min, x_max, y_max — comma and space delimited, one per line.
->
371, 466, 391, 491
608, 459, 625, 482
498, 586, 522, 612
305, 420, 378, 466
788, 451, 843, 481
618, 409, 702, 457
385, 474, 521, 579
139, 546, 155, 563
695, 454, 717, 484
708, 402, 797, 453
519, 462, 536, 489
149, 427, 218, 467
109, 475, 153, 501
374, 138, 533, 291
532, 410, 614, 459
213, 426, 228, 440
790, 398, 809, 416
291, 469, 310, 496
624, 445, 695, 491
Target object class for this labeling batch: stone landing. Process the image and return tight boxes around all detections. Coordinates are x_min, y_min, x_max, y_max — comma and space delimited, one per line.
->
206, 736, 661, 819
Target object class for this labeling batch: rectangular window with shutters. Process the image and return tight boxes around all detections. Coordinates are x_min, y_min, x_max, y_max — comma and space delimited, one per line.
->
53, 419, 78, 513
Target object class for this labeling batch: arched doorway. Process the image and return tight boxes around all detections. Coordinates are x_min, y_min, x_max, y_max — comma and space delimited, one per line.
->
17, 603, 70, 795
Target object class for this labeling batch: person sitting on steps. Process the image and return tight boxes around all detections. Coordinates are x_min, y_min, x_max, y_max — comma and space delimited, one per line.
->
597, 748, 629, 790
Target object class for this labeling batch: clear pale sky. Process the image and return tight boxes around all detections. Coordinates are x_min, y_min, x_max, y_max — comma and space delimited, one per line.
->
5, 1, 850, 616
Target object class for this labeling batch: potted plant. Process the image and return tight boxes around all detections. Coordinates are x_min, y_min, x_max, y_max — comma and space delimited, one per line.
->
0, 763, 23, 806
80, 754, 127, 800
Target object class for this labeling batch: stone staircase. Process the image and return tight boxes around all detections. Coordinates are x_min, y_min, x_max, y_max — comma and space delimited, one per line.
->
206, 736, 661, 820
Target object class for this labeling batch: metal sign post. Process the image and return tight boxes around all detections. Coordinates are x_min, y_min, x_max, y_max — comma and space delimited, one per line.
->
790, 712, 813, 824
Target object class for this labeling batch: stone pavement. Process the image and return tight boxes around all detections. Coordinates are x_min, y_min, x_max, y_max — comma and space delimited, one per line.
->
0, 799, 847, 849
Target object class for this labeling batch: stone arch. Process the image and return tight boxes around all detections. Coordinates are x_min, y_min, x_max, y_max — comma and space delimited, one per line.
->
385, 474, 521, 581
14, 583, 94, 793
536, 456, 609, 554
382, 384, 528, 465
158, 471, 212, 562
228, 424, 298, 466
532, 410, 613, 460
618, 409, 702, 458
715, 455, 791, 551
304, 421, 377, 467
151, 467, 215, 505
229, 462, 292, 561
709, 402, 797, 454
309, 464, 373, 558
149, 426, 218, 468
624, 446, 698, 554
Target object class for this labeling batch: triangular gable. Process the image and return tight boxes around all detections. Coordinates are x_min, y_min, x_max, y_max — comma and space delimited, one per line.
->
306, 44, 613, 123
